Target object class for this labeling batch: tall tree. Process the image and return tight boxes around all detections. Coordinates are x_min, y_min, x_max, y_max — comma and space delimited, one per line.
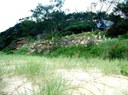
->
114, 0, 128, 19
31, 0, 65, 22
31, 4, 54, 22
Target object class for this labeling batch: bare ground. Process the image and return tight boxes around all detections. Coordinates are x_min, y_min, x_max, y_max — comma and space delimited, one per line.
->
1, 69, 128, 95
57, 69, 128, 95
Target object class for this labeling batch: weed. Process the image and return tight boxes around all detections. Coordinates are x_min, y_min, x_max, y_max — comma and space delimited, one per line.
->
36, 74, 69, 95
14, 46, 29, 54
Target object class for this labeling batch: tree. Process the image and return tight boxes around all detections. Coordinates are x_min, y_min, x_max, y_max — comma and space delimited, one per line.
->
31, 0, 65, 22
114, 0, 128, 19
31, 4, 54, 22
107, 0, 128, 37
91, 0, 119, 20
30, 0, 66, 39
50, 0, 65, 11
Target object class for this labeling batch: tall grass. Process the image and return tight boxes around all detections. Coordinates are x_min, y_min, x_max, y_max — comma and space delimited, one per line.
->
36, 74, 69, 95
51, 57, 128, 75
13, 56, 58, 82
0, 52, 128, 95
0, 53, 128, 77
99, 38, 128, 59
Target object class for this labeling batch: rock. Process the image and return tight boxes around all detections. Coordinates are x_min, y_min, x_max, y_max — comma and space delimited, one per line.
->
5, 38, 27, 50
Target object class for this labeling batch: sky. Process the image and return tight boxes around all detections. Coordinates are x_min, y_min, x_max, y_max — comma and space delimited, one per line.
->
0, 0, 111, 32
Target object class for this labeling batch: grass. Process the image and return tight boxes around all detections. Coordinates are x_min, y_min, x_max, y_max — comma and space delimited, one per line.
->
0, 53, 127, 77
36, 74, 69, 95
47, 38, 128, 59
0, 52, 128, 95
15, 60, 55, 81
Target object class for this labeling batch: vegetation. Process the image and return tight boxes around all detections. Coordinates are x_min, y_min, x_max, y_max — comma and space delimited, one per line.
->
46, 38, 128, 59
36, 75, 69, 95
0, 0, 128, 94
107, 0, 128, 37
63, 21, 96, 34
0, 53, 128, 77
0, 0, 128, 51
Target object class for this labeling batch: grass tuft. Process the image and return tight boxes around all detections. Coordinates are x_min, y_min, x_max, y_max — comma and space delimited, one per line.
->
36, 74, 69, 95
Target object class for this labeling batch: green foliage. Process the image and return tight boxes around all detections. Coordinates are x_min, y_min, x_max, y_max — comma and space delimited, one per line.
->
48, 45, 101, 58
107, 0, 128, 37
95, 11, 108, 20
37, 75, 69, 95
97, 39, 128, 59
107, 44, 128, 59
118, 32, 128, 39
0, 20, 37, 50
119, 63, 128, 76
16, 61, 44, 79
107, 20, 128, 37
17, 61, 40, 76
63, 22, 96, 34
14, 46, 28, 54
1, 52, 127, 76
47, 38, 128, 59
114, 0, 128, 19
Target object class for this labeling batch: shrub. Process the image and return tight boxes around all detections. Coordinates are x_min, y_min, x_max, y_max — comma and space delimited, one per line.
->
48, 44, 102, 58
63, 22, 96, 35
99, 39, 128, 59
108, 44, 127, 59
47, 38, 128, 59
119, 63, 128, 76
107, 20, 128, 37
14, 46, 28, 54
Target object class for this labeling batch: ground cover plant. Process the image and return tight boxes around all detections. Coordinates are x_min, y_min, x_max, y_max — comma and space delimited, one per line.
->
0, 44, 128, 95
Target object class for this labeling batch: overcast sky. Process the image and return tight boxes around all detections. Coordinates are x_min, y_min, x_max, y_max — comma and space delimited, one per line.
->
0, 0, 110, 32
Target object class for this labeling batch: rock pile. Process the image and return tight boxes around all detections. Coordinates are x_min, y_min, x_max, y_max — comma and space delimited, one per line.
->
6, 38, 27, 50
28, 33, 107, 54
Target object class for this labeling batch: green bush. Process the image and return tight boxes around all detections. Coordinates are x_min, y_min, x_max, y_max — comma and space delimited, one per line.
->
118, 32, 128, 39
48, 44, 102, 58
63, 22, 96, 35
97, 39, 128, 59
47, 38, 128, 59
107, 20, 128, 37
14, 46, 28, 54
108, 44, 127, 59
119, 63, 128, 76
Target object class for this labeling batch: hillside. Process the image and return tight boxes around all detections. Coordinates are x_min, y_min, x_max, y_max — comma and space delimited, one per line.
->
0, 0, 128, 95
0, 29, 126, 60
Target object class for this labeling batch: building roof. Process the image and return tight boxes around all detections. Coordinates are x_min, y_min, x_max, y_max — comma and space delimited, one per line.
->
97, 20, 114, 29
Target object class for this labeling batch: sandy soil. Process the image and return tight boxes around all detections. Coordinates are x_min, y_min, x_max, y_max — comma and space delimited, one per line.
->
1, 68, 128, 95
57, 69, 128, 95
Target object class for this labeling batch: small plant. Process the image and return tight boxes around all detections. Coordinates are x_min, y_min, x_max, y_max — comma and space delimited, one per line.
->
14, 46, 28, 54
107, 40, 128, 59
15, 61, 50, 79
36, 75, 69, 95
107, 20, 128, 37
119, 63, 128, 76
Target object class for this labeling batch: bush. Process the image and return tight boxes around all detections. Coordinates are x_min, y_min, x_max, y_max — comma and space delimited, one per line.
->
47, 38, 128, 59
14, 46, 28, 54
119, 63, 128, 76
107, 20, 128, 37
99, 39, 128, 59
47, 44, 102, 58
63, 22, 96, 35
108, 44, 128, 59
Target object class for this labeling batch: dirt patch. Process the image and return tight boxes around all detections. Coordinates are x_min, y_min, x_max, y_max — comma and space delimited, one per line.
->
57, 69, 128, 95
